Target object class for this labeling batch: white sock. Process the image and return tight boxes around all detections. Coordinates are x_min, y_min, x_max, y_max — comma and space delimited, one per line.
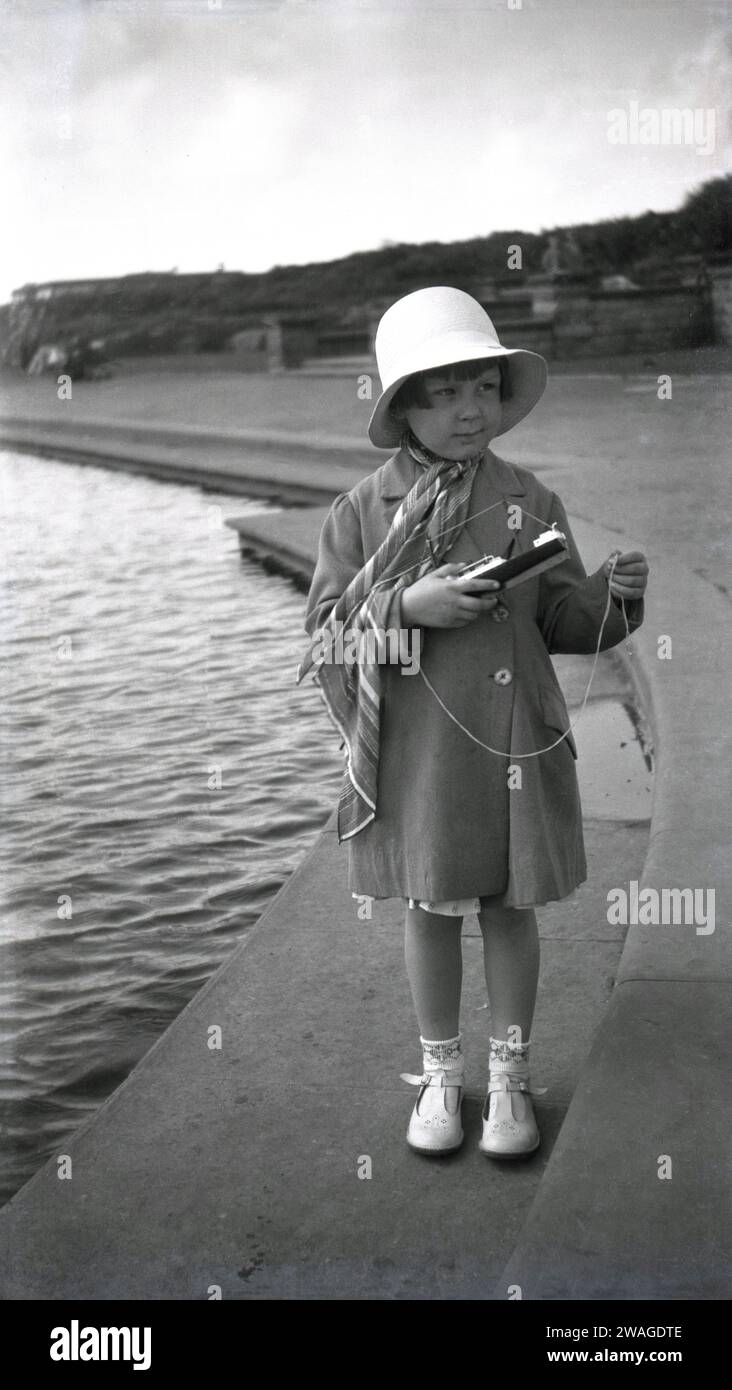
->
420, 1033, 464, 1075
489, 1035, 530, 1079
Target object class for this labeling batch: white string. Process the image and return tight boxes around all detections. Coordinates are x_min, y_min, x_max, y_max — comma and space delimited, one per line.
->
417, 553, 631, 758
333, 493, 574, 636
309, 477, 634, 757
325, 494, 512, 640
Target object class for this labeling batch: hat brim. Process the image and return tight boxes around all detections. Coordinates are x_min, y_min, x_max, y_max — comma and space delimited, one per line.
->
367, 340, 548, 450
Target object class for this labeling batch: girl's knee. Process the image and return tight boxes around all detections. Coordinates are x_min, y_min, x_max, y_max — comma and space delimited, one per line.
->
405, 904, 463, 931
478, 901, 537, 933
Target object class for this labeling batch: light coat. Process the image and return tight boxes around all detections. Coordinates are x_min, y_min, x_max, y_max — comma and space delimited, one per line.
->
304, 446, 644, 908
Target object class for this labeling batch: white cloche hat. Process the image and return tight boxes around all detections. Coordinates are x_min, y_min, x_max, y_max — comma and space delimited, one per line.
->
368, 286, 548, 449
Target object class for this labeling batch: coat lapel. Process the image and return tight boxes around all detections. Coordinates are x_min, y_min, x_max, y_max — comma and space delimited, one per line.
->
461, 449, 528, 563
376, 446, 527, 564
377, 447, 421, 500
375, 450, 530, 569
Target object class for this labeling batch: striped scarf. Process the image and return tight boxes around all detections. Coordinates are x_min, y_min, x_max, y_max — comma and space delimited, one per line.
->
296, 432, 484, 842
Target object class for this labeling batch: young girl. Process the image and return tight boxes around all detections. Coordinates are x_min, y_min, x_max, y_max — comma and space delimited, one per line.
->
297, 287, 648, 1159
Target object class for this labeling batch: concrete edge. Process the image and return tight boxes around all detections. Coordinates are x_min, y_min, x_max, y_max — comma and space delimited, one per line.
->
0, 412, 380, 462
0, 806, 337, 1218
228, 530, 314, 590
492, 976, 732, 1301
0, 427, 367, 506
0, 413, 550, 517
611, 555, 732, 984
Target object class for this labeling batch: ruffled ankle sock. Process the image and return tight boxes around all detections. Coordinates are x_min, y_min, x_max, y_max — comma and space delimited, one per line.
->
420, 1033, 464, 1075
489, 1035, 530, 1079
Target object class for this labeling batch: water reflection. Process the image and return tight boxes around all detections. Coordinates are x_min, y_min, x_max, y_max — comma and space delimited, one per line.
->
0, 450, 342, 1204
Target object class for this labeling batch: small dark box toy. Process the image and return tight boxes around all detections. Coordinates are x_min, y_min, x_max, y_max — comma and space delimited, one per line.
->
458, 527, 570, 594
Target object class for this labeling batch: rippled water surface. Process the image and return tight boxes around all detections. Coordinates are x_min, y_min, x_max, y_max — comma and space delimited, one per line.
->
0, 450, 342, 1205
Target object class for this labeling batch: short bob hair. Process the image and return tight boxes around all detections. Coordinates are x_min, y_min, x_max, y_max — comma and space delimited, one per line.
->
389, 355, 513, 418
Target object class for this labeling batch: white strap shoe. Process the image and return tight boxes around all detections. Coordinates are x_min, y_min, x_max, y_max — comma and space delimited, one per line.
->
400, 1066, 465, 1155
479, 1072, 547, 1159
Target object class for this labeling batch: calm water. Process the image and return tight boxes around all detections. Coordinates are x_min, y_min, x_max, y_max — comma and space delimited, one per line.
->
0, 449, 343, 1205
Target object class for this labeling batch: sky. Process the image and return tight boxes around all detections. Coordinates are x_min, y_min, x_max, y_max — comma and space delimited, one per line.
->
0, 0, 730, 304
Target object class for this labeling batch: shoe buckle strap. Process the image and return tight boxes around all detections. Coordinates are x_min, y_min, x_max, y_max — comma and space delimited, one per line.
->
400, 1070, 464, 1088
487, 1075, 547, 1097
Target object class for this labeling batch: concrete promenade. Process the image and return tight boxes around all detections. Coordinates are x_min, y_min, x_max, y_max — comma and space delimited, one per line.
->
0, 365, 729, 1298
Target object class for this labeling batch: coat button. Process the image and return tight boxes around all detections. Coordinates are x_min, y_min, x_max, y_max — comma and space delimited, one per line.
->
493, 667, 513, 685
491, 604, 510, 622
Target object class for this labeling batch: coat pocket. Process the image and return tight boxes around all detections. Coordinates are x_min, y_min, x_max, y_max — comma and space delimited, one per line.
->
539, 685, 578, 760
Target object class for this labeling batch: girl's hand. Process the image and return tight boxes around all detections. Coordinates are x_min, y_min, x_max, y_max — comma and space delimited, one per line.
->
604, 550, 649, 600
400, 563, 501, 628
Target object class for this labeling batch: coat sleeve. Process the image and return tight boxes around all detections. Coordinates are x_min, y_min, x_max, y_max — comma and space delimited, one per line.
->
537, 491, 644, 655
304, 493, 365, 637
303, 491, 406, 644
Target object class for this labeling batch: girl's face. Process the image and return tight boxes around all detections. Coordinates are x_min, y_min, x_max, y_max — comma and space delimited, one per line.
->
402, 363, 503, 459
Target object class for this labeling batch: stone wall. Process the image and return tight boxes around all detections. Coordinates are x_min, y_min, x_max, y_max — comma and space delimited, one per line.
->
289, 271, 727, 370
7, 259, 728, 374
526, 273, 717, 359
709, 264, 732, 346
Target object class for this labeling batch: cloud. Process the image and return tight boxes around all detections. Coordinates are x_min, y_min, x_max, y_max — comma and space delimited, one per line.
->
0, 0, 727, 300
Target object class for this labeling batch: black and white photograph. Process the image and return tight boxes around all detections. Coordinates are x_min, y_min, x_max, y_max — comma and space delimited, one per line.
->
0, 0, 730, 1342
